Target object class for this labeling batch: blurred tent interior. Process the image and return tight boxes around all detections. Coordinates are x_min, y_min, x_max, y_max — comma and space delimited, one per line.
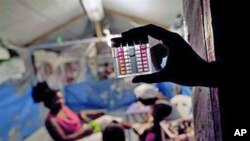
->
0, 0, 197, 141
0, 0, 183, 45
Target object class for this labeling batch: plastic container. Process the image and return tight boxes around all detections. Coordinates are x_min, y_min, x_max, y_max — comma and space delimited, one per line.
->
110, 37, 155, 78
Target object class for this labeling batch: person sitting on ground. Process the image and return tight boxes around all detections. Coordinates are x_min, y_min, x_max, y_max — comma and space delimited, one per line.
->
102, 123, 126, 141
133, 84, 182, 141
143, 100, 174, 141
32, 82, 132, 141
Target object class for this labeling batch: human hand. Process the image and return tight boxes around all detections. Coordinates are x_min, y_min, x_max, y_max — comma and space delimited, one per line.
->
114, 24, 208, 86
79, 112, 91, 123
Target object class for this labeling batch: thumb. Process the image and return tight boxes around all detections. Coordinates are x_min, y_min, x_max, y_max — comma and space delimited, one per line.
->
132, 72, 166, 83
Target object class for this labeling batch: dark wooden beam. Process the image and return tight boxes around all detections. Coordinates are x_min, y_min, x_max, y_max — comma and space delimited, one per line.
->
94, 21, 103, 40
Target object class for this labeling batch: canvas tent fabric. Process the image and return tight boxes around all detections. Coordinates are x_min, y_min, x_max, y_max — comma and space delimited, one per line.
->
0, 0, 183, 45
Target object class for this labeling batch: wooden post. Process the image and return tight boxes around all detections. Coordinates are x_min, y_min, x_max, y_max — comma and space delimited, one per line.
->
94, 22, 103, 40
183, 0, 222, 140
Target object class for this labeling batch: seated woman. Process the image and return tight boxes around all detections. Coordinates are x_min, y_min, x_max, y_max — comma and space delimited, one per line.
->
32, 82, 131, 141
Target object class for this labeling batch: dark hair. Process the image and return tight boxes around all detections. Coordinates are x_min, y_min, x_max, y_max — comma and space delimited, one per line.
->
138, 97, 158, 106
147, 103, 172, 141
153, 103, 172, 123
32, 82, 57, 107
102, 123, 125, 141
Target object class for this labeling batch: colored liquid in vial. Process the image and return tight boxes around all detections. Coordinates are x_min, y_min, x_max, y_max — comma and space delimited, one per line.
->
113, 43, 151, 76
140, 44, 147, 49
142, 53, 147, 57
117, 47, 125, 75
119, 59, 125, 63
142, 57, 147, 61
141, 44, 150, 72
120, 67, 126, 71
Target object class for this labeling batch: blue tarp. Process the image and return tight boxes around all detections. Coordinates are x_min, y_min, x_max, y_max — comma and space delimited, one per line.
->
156, 82, 175, 99
0, 83, 42, 141
156, 82, 191, 99
64, 78, 137, 112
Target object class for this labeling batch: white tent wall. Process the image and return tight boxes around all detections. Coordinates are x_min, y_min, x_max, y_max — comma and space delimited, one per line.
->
0, 0, 84, 45
103, 0, 183, 27
0, 0, 183, 46
104, 14, 136, 34
40, 14, 134, 44
40, 16, 95, 44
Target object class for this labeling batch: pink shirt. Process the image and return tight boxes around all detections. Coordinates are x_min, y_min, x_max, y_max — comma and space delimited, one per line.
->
47, 106, 82, 134
145, 132, 156, 141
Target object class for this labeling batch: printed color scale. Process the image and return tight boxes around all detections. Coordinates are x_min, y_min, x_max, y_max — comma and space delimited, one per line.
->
112, 43, 153, 78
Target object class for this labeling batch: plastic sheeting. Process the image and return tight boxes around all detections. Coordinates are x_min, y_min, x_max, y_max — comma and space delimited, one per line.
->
0, 83, 42, 141
64, 78, 137, 112
156, 82, 191, 99
0, 43, 42, 141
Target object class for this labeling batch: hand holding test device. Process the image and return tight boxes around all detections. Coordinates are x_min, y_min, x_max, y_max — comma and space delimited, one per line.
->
110, 36, 161, 78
